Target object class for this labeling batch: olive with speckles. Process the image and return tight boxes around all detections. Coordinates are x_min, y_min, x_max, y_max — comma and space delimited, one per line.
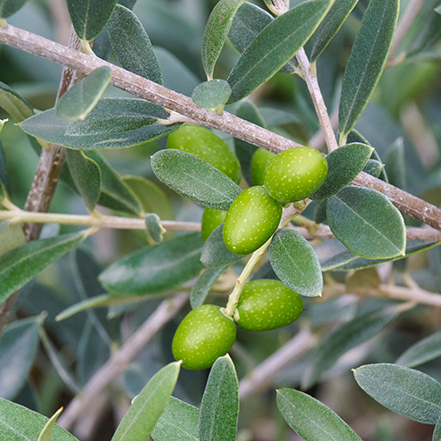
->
172, 304, 237, 370
167, 125, 242, 183
251, 148, 276, 186
264, 147, 328, 203
223, 186, 282, 255
201, 207, 227, 241
236, 279, 303, 331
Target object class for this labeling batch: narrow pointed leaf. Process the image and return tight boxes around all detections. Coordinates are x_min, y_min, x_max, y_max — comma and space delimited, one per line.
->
303, 306, 400, 388
38, 407, 64, 441
67, 0, 118, 41
269, 229, 323, 297
99, 233, 204, 295
339, 0, 399, 137
66, 150, 101, 212
199, 355, 239, 441
108, 5, 162, 84
0, 81, 33, 121
384, 137, 406, 190
327, 187, 406, 259
152, 397, 199, 441
0, 316, 43, 399
320, 249, 358, 271
310, 0, 359, 62
354, 363, 441, 424
190, 266, 225, 309
151, 149, 241, 211
227, 0, 333, 103
201, 225, 246, 269
111, 362, 181, 441
202, 0, 248, 80
56, 66, 112, 120
0, 231, 87, 306
396, 331, 441, 368
0, 0, 30, 18
363, 159, 384, 178
277, 389, 363, 441
0, 398, 79, 441
145, 213, 163, 244
310, 143, 373, 200
192, 80, 231, 110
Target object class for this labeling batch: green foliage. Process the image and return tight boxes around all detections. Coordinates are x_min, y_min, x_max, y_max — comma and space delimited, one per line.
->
151, 149, 241, 211
0, 0, 29, 18
99, 233, 204, 296
199, 355, 239, 441
277, 389, 363, 441
339, 0, 399, 138
190, 267, 225, 309
269, 229, 323, 297
354, 364, 441, 424
172, 305, 236, 370
327, 187, 406, 259
56, 67, 112, 120
227, 0, 333, 103
111, 362, 181, 441
145, 213, 163, 244
37, 407, 64, 441
192, 80, 231, 110
396, 331, 441, 368
108, 5, 163, 84
0, 81, 34, 121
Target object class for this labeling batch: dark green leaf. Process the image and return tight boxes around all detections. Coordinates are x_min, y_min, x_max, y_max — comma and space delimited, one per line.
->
327, 240, 439, 271
354, 363, 441, 424
66, 150, 101, 212
363, 159, 384, 178
0, 397, 79, 440
190, 267, 225, 309
99, 233, 204, 295
327, 187, 406, 259
152, 397, 199, 441
151, 149, 241, 211
201, 225, 246, 269
67, 0, 118, 41
145, 213, 163, 244
0, 316, 43, 399
310, 143, 373, 200
339, 0, 399, 137
0, 0, 30, 18
38, 407, 64, 441
303, 307, 400, 388
384, 137, 406, 190
234, 101, 266, 185
192, 80, 231, 110
228, 3, 297, 74
314, 200, 327, 224
20, 100, 177, 150
0, 231, 87, 306
0, 81, 33, 121
269, 229, 323, 297
108, 5, 162, 84
201, 0, 248, 80
310, 0, 359, 62
396, 331, 441, 368
199, 355, 238, 441
277, 389, 363, 441
111, 362, 181, 441
56, 67, 112, 120
227, 0, 332, 103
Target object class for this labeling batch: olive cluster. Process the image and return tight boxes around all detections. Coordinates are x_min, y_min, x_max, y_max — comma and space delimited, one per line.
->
166, 125, 328, 370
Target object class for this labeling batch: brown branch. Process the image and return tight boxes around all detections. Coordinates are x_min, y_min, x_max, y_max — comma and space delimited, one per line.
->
0, 24, 440, 232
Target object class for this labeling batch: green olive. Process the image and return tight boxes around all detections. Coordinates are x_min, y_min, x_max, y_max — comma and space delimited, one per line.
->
251, 148, 276, 186
172, 304, 237, 370
236, 279, 303, 331
201, 208, 227, 241
223, 186, 282, 255
264, 147, 328, 203
167, 125, 242, 183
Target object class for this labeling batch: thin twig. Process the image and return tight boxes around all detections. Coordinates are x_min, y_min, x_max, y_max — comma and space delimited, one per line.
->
58, 292, 189, 430
0, 25, 440, 231
309, 107, 338, 150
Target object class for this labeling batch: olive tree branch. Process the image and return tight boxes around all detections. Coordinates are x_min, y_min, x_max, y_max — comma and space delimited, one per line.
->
57, 292, 189, 430
0, 24, 441, 231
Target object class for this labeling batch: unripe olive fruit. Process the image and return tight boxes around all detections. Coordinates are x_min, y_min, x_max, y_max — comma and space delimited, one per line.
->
236, 279, 303, 331
167, 125, 242, 183
264, 147, 328, 203
223, 186, 282, 255
172, 304, 237, 370
201, 208, 227, 241
251, 148, 276, 186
